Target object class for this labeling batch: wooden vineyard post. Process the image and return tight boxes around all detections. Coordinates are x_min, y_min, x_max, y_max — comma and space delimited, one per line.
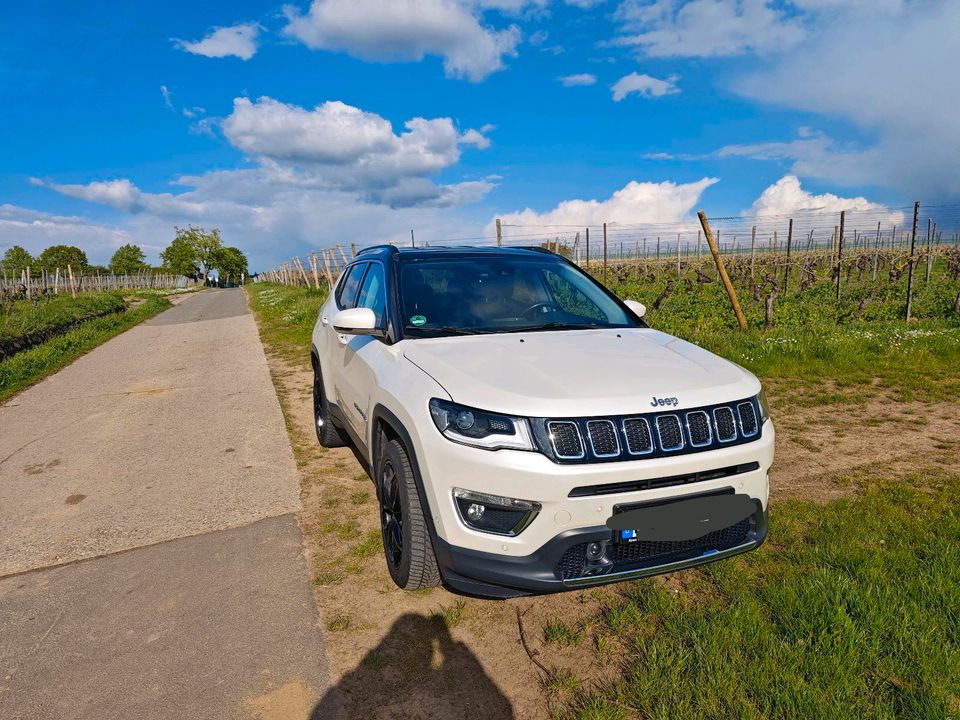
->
697, 211, 747, 331
67, 264, 77, 298
906, 201, 920, 321
783, 218, 793, 293
310, 253, 321, 289
873, 221, 881, 281
750, 226, 756, 281
696, 230, 701, 264
925, 218, 933, 283
676, 234, 681, 276
585, 228, 590, 269
836, 210, 845, 301
602, 222, 608, 284
496, 218, 503, 247
574, 232, 580, 265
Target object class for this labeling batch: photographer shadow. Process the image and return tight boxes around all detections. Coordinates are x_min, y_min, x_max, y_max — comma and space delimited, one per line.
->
311, 612, 514, 719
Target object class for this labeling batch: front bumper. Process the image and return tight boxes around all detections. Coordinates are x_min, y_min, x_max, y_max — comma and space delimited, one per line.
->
435, 499, 768, 598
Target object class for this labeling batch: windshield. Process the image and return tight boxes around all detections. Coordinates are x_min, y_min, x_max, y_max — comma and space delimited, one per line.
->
398, 254, 641, 338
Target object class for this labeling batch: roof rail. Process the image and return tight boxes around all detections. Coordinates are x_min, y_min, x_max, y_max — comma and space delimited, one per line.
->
516, 245, 554, 254
355, 244, 400, 256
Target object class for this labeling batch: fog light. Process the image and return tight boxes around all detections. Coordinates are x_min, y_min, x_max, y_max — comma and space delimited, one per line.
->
452, 488, 541, 536
586, 541, 605, 561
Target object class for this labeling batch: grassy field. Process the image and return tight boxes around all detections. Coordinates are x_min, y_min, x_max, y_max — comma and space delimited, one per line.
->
246, 256, 960, 720
0, 292, 127, 358
0, 292, 172, 402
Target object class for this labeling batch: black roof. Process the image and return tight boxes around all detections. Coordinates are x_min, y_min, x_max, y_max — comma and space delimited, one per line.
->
355, 244, 552, 261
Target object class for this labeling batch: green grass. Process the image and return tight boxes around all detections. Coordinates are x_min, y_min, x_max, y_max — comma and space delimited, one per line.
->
606, 262, 960, 402
1, 291, 127, 356
245, 282, 328, 365
0, 293, 171, 403
544, 619, 585, 647
560, 469, 960, 720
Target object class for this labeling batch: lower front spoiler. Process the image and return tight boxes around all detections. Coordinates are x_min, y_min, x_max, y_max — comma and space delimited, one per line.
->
433, 502, 768, 599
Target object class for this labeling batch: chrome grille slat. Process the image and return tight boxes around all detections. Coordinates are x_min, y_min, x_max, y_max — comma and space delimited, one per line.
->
655, 414, 684, 452
548, 421, 585, 459
586, 419, 620, 458
622, 418, 654, 455
738, 402, 758, 437
713, 407, 737, 442
686, 410, 712, 447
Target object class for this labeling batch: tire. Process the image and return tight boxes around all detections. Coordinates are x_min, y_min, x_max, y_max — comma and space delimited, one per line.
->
312, 360, 349, 448
378, 438, 441, 590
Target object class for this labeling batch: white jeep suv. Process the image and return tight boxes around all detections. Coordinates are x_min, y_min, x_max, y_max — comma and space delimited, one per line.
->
311, 246, 773, 598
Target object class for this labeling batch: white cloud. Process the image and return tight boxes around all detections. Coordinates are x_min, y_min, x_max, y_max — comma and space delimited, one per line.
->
733, 0, 960, 196
24, 96, 500, 269
160, 85, 173, 110
748, 176, 903, 226
612, 0, 804, 57
459, 128, 492, 149
0, 204, 135, 262
611, 72, 679, 100
282, 0, 521, 82
566, 0, 607, 7
558, 73, 597, 87
490, 177, 718, 235
219, 97, 491, 203
173, 23, 260, 61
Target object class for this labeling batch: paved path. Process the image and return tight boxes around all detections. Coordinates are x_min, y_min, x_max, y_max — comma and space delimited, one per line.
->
0, 290, 334, 719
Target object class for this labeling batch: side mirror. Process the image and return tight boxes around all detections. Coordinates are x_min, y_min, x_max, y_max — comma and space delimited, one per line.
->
332, 307, 383, 336
624, 299, 646, 318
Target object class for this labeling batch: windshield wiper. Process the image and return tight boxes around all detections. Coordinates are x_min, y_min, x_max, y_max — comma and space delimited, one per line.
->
406, 325, 488, 336
501, 322, 602, 333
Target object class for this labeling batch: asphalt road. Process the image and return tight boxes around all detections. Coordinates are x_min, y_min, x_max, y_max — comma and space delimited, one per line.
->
0, 289, 334, 719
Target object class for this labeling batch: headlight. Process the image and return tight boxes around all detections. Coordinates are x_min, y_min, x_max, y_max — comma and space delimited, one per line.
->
758, 390, 771, 423
429, 398, 534, 451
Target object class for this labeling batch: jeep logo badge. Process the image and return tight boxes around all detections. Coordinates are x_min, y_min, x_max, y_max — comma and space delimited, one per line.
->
651, 396, 679, 407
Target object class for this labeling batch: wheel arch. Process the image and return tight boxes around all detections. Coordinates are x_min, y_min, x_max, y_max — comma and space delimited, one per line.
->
370, 404, 444, 559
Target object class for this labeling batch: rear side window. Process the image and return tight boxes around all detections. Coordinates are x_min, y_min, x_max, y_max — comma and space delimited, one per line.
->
336, 263, 367, 309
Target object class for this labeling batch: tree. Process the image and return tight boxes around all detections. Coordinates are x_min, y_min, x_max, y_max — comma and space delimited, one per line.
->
1, 245, 34, 277
212, 246, 249, 284
38, 245, 88, 272
160, 233, 200, 279
161, 226, 222, 281
109, 244, 148, 274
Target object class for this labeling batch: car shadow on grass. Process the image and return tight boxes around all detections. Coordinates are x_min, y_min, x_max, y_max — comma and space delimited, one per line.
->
311, 612, 514, 719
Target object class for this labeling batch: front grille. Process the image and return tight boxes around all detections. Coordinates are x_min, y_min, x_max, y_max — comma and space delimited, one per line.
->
536, 397, 762, 464
686, 410, 712, 447
738, 402, 758, 436
587, 420, 620, 457
656, 415, 684, 451
555, 517, 753, 580
623, 418, 653, 455
548, 421, 584, 459
714, 407, 737, 442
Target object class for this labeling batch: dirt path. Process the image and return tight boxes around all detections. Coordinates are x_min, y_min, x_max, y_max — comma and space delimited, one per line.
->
0, 290, 333, 719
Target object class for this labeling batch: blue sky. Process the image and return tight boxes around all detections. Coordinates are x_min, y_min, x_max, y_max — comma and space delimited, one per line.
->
2, 0, 956, 269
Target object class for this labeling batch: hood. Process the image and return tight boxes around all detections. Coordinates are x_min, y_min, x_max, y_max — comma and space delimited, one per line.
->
402, 328, 759, 418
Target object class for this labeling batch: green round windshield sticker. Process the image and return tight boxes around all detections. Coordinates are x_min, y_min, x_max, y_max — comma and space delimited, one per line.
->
410, 314, 427, 326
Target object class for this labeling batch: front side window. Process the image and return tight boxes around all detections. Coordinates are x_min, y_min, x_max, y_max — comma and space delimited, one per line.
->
355, 262, 386, 327
336, 262, 367, 309
398, 254, 639, 337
